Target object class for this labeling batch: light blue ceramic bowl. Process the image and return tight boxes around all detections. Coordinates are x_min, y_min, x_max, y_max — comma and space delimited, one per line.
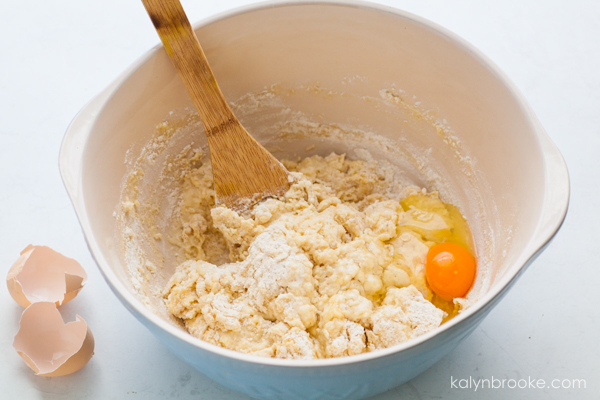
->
60, 2, 569, 399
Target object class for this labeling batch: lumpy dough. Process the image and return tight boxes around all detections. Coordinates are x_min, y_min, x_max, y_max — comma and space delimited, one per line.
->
165, 153, 453, 359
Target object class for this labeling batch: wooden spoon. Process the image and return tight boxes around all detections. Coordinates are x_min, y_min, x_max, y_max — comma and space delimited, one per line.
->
141, 0, 291, 211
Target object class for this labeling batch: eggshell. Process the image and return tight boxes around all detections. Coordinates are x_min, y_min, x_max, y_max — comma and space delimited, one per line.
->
6, 245, 87, 308
13, 302, 95, 376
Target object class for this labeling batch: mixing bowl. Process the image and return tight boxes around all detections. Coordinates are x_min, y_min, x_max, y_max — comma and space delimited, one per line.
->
59, 1, 569, 399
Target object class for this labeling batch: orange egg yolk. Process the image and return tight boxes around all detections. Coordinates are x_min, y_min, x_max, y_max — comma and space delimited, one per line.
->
426, 243, 476, 301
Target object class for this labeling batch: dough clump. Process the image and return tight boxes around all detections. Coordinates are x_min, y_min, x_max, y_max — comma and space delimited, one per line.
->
165, 153, 448, 359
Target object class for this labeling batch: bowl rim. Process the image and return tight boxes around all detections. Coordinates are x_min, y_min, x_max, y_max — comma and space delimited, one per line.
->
60, 0, 570, 368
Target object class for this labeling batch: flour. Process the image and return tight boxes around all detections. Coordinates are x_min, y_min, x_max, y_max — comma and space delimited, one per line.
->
163, 154, 464, 359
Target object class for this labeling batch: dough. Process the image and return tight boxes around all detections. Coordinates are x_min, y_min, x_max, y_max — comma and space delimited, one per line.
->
165, 153, 452, 359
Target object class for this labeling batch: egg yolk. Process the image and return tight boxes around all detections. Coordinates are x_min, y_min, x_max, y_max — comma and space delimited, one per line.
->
426, 243, 476, 301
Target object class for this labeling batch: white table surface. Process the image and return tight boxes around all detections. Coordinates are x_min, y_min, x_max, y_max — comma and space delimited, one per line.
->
1, 1, 598, 399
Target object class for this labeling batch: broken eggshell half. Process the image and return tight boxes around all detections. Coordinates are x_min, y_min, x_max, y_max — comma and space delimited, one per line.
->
13, 302, 95, 376
6, 245, 87, 308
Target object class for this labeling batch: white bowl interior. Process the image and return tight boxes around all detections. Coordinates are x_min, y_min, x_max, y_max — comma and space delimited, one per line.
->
79, 4, 545, 326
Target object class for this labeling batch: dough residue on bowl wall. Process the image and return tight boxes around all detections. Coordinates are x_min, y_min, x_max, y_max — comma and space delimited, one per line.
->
116, 83, 497, 357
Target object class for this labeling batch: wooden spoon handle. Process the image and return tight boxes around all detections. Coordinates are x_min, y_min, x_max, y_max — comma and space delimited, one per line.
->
141, 0, 292, 210
141, 0, 233, 131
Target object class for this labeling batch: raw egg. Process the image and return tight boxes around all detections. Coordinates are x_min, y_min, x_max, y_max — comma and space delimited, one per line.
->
425, 242, 476, 301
